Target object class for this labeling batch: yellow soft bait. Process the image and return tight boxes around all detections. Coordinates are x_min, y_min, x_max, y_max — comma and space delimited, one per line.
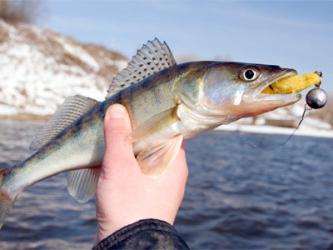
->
262, 72, 321, 94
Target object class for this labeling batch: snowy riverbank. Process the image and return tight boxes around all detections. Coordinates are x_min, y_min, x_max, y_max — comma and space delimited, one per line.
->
217, 124, 333, 138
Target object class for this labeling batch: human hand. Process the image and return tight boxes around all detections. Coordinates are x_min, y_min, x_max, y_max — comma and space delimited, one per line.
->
95, 104, 188, 242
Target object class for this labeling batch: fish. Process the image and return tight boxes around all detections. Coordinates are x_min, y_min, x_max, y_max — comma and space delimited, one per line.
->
0, 38, 318, 229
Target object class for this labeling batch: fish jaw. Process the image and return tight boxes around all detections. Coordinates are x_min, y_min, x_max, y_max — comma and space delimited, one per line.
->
240, 69, 301, 116
200, 64, 302, 119
173, 62, 304, 134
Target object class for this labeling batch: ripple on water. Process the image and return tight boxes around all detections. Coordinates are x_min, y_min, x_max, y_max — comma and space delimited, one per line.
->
0, 122, 333, 250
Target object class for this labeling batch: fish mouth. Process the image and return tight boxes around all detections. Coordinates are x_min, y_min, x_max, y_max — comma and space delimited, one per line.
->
251, 69, 301, 104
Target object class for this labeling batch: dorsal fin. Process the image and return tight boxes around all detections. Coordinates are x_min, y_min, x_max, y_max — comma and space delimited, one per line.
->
30, 95, 98, 151
106, 38, 176, 98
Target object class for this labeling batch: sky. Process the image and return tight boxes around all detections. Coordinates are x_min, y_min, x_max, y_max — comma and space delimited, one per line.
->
40, 0, 333, 91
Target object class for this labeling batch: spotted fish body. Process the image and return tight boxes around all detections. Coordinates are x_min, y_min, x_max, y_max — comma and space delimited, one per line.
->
0, 39, 313, 229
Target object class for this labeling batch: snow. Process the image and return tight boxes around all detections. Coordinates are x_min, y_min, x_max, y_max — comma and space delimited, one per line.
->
231, 98, 332, 136
53, 35, 100, 71
216, 124, 333, 138
0, 21, 331, 137
0, 21, 127, 116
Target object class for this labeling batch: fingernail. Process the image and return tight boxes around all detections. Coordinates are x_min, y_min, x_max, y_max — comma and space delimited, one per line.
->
106, 104, 127, 120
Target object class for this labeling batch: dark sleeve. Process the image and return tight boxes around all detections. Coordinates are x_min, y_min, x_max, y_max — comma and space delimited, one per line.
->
93, 219, 190, 250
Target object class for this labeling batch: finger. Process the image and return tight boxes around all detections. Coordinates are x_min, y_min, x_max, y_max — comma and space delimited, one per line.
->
103, 104, 136, 171
175, 140, 189, 179
163, 139, 188, 180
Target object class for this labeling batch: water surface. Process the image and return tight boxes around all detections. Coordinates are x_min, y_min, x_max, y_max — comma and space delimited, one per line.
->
0, 121, 332, 250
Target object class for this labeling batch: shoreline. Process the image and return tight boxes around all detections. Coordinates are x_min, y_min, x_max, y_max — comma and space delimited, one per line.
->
216, 124, 333, 138
1, 117, 332, 139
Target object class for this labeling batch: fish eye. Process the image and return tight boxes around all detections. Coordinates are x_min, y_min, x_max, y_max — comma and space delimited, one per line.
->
240, 68, 260, 81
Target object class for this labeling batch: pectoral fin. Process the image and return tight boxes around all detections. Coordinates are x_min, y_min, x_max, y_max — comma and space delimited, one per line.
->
131, 108, 177, 143
136, 135, 183, 176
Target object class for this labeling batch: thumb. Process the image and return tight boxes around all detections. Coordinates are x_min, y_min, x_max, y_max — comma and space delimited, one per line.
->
103, 104, 135, 169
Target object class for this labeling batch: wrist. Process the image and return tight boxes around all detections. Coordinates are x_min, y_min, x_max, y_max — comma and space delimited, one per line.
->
96, 223, 118, 243
96, 225, 120, 243
95, 215, 175, 243
95, 219, 174, 242
94, 219, 188, 250
96, 218, 138, 242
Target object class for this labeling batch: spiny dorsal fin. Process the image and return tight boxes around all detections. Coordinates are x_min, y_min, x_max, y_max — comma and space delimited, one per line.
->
106, 38, 176, 98
67, 168, 100, 203
30, 95, 98, 151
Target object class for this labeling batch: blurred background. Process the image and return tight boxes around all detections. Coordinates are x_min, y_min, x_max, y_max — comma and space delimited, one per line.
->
0, 1, 332, 250
0, 0, 332, 132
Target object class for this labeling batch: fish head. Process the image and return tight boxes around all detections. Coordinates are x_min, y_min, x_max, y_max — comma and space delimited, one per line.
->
201, 62, 300, 119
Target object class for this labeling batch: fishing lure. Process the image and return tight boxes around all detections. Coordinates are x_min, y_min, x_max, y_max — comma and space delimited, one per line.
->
248, 71, 327, 148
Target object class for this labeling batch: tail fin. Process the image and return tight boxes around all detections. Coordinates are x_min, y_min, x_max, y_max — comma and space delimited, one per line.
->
0, 168, 17, 229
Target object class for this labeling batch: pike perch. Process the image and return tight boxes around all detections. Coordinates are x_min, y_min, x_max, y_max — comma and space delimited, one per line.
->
0, 38, 320, 229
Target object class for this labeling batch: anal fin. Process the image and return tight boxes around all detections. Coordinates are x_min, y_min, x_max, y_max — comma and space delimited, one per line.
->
67, 168, 101, 203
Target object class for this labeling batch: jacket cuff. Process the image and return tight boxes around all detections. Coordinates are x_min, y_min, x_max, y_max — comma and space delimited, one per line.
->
93, 219, 189, 250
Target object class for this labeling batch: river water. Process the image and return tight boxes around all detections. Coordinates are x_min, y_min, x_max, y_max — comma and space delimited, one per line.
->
0, 121, 332, 250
